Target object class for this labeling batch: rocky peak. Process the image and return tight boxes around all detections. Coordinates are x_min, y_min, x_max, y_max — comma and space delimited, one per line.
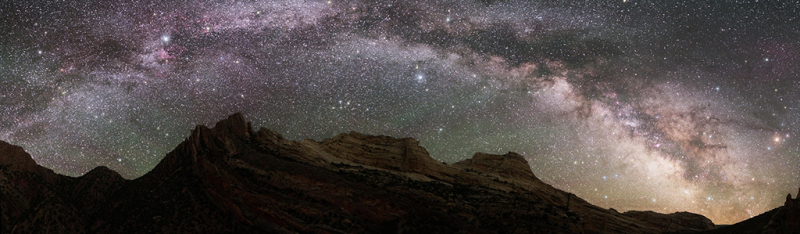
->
763, 187, 800, 233
453, 152, 538, 181
187, 113, 254, 156
208, 112, 253, 140
81, 166, 124, 181
72, 166, 125, 211
2, 114, 721, 234
784, 188, 800, 229
788, 187, 799, 205
319, 131, 445, 175
0, 140, 41, 172
145, 113, 255, 179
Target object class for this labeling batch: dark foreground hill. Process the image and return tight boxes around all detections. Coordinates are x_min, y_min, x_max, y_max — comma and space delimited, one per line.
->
696, 188, 800, 234
1, 113, 718, 233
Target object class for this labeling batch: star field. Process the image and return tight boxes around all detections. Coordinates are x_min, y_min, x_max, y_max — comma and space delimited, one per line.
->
2, 0, 799, 224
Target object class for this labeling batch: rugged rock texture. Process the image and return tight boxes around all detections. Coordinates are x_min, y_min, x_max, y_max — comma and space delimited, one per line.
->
1, 113, 717, 233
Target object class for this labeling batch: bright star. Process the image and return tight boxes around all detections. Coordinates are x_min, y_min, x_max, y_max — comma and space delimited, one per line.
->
416, 74, 425, 83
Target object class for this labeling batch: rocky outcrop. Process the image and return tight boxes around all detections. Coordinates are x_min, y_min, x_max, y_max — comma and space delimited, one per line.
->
0, 141, 45, 173
1, 113, 717, 233
763, 188, 800, 234
696, 189, 800, 234
622, 211, 716, 232
0, 141, 81, 233
453, 152, 538, 181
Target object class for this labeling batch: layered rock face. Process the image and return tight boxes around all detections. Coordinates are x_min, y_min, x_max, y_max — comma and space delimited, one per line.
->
1, 113, 716, 233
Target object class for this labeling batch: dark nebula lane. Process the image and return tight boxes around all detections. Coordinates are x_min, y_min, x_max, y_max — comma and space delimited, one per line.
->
1, 0, 799, 224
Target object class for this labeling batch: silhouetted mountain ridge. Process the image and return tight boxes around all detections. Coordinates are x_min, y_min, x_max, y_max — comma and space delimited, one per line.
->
1, 113, 722, 233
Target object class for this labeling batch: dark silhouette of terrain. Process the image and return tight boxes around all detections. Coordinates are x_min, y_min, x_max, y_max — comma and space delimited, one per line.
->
1, 113, 720, 233
697, 188, 800, 234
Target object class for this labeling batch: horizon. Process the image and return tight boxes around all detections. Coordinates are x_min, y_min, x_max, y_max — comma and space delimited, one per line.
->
4, 119, 798, 226
4, 112, 797, 226
2, 0, 799, 225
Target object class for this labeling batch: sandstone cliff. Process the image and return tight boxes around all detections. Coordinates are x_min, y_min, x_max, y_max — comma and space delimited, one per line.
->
1, 113, 716, 233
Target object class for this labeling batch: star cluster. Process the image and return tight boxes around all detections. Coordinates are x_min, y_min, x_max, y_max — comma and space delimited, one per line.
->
2, 0, 799, 224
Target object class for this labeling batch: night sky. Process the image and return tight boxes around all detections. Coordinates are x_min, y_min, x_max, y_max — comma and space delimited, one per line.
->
2, 0, 799, 224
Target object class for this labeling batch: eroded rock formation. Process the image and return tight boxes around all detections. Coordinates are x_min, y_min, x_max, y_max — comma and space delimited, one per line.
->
1, 113, 716, 233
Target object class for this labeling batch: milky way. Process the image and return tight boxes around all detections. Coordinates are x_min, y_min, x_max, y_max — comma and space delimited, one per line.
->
2, 0, 799, 224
